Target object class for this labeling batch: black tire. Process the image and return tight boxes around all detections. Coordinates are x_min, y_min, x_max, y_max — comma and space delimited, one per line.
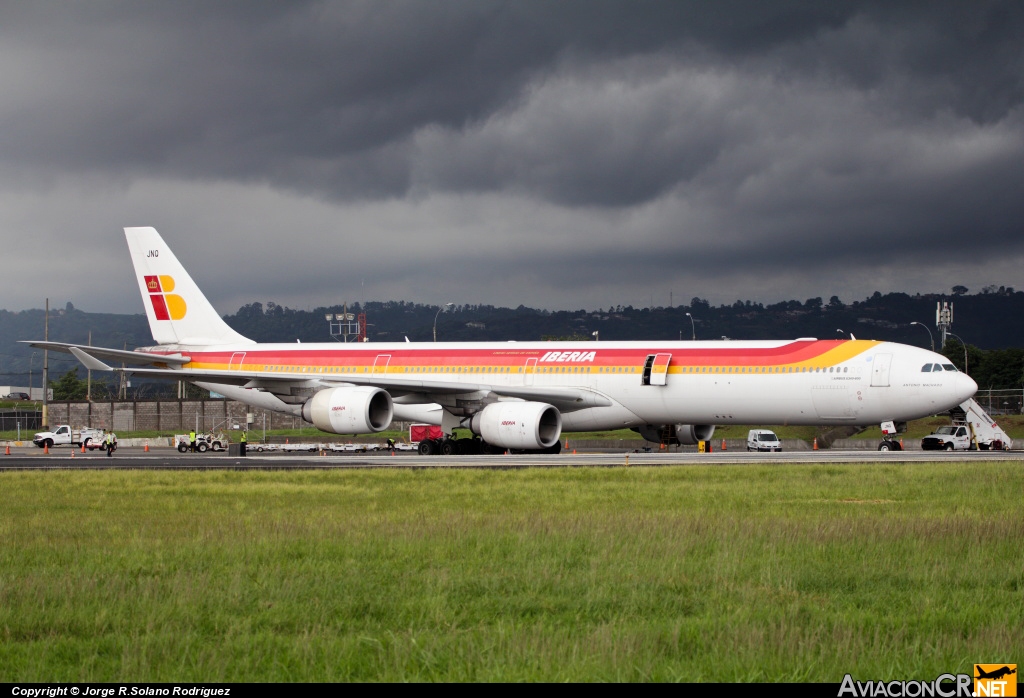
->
178, 443, 188, 453
197, 442, 208, 453
945, 443, 954, 451
418, 440, 436, 456
440, 440, 455, 456
545, 441, 562, 454
878, 442, 891, 451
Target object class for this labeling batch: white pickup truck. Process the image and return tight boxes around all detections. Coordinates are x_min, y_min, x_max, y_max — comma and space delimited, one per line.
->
33, 425, 105, 449
920, 425, 973, 451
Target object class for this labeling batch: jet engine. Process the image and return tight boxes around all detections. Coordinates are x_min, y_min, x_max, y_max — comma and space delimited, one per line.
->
469, 402, 562, 450
301, 387, 393, 434
636, 423, 715, 445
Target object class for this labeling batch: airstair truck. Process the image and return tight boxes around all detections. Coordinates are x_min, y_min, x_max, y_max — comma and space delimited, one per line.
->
921, 399, 1013, 451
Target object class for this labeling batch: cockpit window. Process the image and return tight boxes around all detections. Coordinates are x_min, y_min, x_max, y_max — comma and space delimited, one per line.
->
921, 364, 932, 372
941, 364, 957, 371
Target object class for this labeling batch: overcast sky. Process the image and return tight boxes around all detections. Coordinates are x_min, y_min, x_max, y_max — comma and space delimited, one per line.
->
2, 1, 1022, 317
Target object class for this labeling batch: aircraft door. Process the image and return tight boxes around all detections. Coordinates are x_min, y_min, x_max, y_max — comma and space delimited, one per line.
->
228, 352, 246, 370
373, 354, 392, 375
642, 353, 672, 386
871, 353, 892, 387
524, 358, 537, 386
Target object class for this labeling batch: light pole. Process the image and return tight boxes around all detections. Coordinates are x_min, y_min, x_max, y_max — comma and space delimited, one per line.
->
592, 331, 599, 342
910, 321, 934, 352
836, 329, 845, 338
685, 312, 695, 341
946, 332, 969, 375
433, 303, 453, 342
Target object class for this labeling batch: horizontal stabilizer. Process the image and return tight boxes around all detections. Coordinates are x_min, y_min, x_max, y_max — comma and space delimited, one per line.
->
21, 341, 191, 365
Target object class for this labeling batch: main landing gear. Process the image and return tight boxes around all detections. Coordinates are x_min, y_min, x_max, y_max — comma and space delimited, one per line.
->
417, 436, 562, 455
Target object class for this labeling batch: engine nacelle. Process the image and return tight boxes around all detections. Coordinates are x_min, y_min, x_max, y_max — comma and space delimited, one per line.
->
470, 402, 562, 450
301, 387, 393, 434
636, 423, 715, 445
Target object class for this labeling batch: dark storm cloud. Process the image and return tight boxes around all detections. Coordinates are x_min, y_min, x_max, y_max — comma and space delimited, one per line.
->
6, 1, 1020, 200
1, 1, 1022, 314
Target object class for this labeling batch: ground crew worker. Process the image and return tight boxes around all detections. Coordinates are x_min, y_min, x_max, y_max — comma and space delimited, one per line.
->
387, 437, 395, 453
240, 430, 247, 457
106, 431, 114, 457
189, 430, 196, 453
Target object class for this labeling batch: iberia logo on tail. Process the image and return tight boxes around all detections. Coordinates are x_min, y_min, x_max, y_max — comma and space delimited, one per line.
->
145, 275, 187, 320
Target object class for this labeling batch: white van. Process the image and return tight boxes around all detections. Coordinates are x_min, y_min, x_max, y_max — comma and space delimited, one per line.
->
747, 429, 782, 452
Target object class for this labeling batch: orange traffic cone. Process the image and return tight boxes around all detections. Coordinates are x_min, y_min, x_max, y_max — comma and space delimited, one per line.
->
813, 437, 818, 450
572, 449, 577, 454
565, 438, 569, 448
900, 438, 904, 449
5, 442, 10, 456
71, 448, 75, 459
144, 441, 149, 452
44, 443, 49, 455
721, 439, 727, 451
81, 443, 86, 453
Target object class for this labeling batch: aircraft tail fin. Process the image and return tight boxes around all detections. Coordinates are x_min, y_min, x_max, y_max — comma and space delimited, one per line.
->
124, 227, 253, 346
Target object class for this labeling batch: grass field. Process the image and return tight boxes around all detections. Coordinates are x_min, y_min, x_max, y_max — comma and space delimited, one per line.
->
2, 464, 1022, 681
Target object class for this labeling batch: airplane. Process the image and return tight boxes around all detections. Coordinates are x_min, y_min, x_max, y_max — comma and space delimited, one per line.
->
975, 666, 1016, 681
27, 227, 978, 454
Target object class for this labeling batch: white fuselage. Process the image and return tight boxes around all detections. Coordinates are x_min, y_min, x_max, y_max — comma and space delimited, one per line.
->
141, 338, 977, 431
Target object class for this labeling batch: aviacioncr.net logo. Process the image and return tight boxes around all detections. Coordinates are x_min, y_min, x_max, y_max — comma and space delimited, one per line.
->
145, 275, 187, 320
839, 673, 973, 697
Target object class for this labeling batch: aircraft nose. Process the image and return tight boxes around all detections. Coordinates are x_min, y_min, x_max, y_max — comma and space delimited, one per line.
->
954, 372, 978, 404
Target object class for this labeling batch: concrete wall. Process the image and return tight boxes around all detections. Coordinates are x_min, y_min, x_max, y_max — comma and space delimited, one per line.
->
43, 399, 306, 432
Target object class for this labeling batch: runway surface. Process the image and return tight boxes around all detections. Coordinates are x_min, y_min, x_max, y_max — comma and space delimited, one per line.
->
2, 446, 1021, 470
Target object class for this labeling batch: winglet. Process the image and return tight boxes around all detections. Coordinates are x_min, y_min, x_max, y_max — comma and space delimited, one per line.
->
69, 346, 113, 371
